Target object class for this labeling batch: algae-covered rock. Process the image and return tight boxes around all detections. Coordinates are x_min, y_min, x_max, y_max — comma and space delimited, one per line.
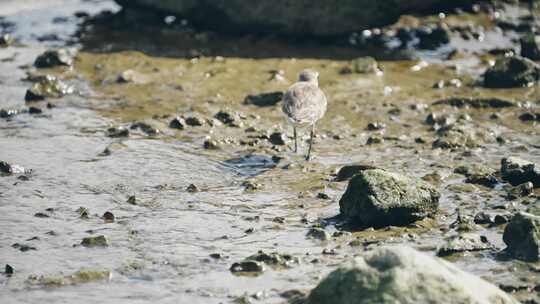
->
503, 212, 540, 261
501, 157, 539, 187
115, 0, 469, 36
81, 235, 109, 247
308, 246, 518, 304
24, 75, 73, 101
34, 48, 76, 68
483, 56, 540, 88
339, 169, 439, 227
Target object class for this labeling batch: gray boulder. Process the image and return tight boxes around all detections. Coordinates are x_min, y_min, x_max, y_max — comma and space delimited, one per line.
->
339, 169, 439, 227
503, 212, 540, 261
115, 0, 472, 36
501, 157, 539, 187
308, 246, 518, 304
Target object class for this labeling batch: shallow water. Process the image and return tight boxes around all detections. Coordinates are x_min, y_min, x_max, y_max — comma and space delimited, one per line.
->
1, 1, 540, 303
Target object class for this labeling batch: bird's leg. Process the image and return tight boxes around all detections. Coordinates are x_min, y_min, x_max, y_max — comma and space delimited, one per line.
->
293, 126, 298, 153
306, 124, 315, 161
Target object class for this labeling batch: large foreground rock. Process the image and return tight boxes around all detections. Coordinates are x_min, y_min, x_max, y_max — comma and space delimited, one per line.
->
308, 246, 518, 304
503, 212, 540, 261
339, 169, 439, 227
115, 0, 471, 36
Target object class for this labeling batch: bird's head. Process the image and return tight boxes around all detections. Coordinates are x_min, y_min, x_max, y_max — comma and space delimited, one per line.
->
298, 69, 319, 86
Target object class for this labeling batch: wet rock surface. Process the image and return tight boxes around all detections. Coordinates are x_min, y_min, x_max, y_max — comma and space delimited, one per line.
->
339, 169, 440, 227
503, 212, 540, 261
308, 247, 518, 304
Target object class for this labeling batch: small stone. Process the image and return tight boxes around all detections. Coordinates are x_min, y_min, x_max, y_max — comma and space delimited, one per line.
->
0, 161, 13, 175
214, 110, 241, 127
106, 126, 129, 138
317, 192, 330, 199
272, 217, 285, 224
12, 243, 37, 252
0, 34, 14, 47
77, 207, 89, 219
306, 228, 330, 241
28, 107, 42, 114
366, 136, 383, 145
34, 48, 76, 68
203, 139, 219, 150
103, 211, 115, 223
5, 264, 14, 275
34, 212, 50, 218
184, 116, 205, 126
127, 195, 137, 205
242, 180, 262, 191
269, 132, 287, 145
130, 122, 159, 136
81, 235, 109, 247
425, 112, 456, 127
230, 261, 265, 274
168, 116, 185, 129
367, 122, 386, 130
186, 184, 199, 192
519, 112, 540, 122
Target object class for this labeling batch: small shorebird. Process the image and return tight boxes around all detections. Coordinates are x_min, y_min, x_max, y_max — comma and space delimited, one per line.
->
282, 69, 327, 161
